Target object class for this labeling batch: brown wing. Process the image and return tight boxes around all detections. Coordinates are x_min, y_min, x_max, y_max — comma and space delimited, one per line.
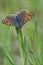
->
24, 11, 35, 22
17, 10, 35, 27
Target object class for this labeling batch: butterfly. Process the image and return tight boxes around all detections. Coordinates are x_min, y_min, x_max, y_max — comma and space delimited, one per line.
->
2, 10, 35, 28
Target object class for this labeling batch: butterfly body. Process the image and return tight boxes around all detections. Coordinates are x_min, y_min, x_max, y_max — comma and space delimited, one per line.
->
2, 10, 35, 28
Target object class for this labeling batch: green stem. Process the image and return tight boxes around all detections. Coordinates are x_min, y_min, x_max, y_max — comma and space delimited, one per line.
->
33, 21, 42, 65
4, 47, 16, 65
15, 27, 34, 65
15, 27, 25, 65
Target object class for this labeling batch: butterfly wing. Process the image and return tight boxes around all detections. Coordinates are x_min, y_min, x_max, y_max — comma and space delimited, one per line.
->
2, 15, 20, 27
2, 10, 35, 28
17, 10, 35, 27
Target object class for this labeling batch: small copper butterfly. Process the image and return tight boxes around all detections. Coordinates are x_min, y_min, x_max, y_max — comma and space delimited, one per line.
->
2, 10, 35, 28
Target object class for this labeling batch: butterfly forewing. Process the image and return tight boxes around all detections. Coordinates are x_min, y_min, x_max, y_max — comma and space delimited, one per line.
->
17, 10, 35, 27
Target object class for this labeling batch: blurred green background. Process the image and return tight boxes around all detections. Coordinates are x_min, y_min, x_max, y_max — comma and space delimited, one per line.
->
0, 0, 43, 65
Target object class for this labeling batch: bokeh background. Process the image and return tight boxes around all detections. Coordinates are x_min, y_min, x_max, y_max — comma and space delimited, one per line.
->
0, 0, 43, 65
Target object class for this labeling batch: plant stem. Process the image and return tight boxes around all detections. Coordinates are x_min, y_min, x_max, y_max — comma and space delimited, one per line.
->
15, 27, 25, 65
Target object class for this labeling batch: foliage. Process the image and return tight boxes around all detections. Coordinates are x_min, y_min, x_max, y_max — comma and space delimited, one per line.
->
0, 0, 43, 65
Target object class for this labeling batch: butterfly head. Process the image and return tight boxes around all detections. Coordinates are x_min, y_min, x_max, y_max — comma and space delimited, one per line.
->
2, 15, 14, 26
